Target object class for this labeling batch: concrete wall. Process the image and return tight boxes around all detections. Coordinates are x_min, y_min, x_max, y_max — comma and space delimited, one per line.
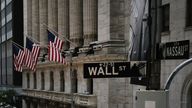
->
160, 0, 192, 108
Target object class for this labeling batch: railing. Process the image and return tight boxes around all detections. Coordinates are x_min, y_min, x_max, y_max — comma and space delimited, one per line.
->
23, 89, 97, 107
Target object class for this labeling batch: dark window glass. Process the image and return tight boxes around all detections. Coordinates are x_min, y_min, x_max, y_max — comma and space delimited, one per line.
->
41, 72, 44, 90
50, 71, 54, 91
6, 21, 12, 31
87, 79, 93, 94
1, 26, 5, 41
60, 71, 65, 92
5, 3, 11, 15
27, 73, 30, 88
33, 73, 36, 89
71, 70, 77, 93
1, 9, 5, 19
186, 0, 192, 27
162, 4, 170, 32
26, 101, 30, 108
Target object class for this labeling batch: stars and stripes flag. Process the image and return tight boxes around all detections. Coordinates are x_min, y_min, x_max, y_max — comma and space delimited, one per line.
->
24, 37, 40, 71
13, 44, 25, 72
48, 30, 65, 64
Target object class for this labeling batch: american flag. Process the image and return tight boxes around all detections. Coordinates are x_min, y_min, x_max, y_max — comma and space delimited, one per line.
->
48, 30, 65, 64
48, 30, 64, 50
13, 44, 25, 72
24, 37, 40, 71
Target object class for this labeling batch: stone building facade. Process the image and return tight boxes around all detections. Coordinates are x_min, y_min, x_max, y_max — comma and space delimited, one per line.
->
22, 0, 192, 108
22, 0, 138, 108
159, 0, 192, 108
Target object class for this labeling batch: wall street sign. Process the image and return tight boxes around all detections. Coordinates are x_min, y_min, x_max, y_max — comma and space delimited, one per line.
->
84, 62, 130, 78
83, 61, 146, 78
160, 40, 190, 59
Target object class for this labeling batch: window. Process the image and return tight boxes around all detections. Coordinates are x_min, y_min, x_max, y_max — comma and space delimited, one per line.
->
186, 0, 192, 27
87, 79, 93, 94
1, 26, 5, 42
71, 70, 77, 93
162, 4, 170, 32
50, 71, 54, 91
60, 71, 65, 92
6, 21, 12, 39
1, 9, 5, 26
6, 3, 12, 22
26, 101, 30, 108
1, 0, 5, 10
6, 0, 11, 5
27, 73, 30, 88
33, 73, 36, 89
41, 72, 44, 90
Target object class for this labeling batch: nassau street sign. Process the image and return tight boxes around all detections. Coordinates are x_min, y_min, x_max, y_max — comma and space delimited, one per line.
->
83, 61, 146, 78
160, 40, 190, 59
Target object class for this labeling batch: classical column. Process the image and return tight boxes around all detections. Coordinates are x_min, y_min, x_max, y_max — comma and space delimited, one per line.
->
32, 0, 39, 41
97, 0, 126, 54
39, 0, 48, 57
58, 0, 69, 50
69, 0, 83, 49
83, 0, 97, 46
27, 0, 32, 36
22, 99, 27, 108
48, 0, 58, 31
39, 0, 48, 45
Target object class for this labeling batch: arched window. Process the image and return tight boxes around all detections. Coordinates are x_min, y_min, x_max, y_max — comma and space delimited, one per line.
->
50, 71, 54, 91
60, 71, 65, 92
41, 72, 44, 90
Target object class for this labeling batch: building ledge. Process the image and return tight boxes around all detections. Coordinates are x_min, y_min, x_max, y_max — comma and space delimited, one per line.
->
22, 89, 97, 107
184, 26, 192, 31
161, 31, 170, 36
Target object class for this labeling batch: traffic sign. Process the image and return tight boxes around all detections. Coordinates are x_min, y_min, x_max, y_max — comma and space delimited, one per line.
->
83, 61, 146, 78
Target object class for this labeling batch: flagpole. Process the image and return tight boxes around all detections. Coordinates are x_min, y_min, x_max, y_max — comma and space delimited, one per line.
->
12, 41, 24, 49
41, 23, 77, 47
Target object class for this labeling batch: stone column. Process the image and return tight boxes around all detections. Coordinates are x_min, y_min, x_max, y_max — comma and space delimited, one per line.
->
22, 72, 27, 89
97, 0, 126, 54
58, 0, 69, 50
83, 0, 97, 46
29, 72, 34, 89
48, 0, 58, 31
54, 70, 60, 92
32, 0, 39, 41
22, 99, 27, 108
27, 0, 32, 36
39, 0, 48, 57
39, 0, 48, 45
24, 0, 32, 36
45, 71, 50, 91
69, 0, 83, 49
36, 70, 41, 90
